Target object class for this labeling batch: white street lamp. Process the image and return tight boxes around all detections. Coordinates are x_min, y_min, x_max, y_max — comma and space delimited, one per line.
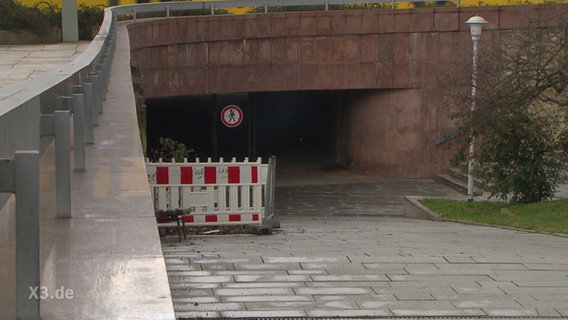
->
465, 15, 488, 202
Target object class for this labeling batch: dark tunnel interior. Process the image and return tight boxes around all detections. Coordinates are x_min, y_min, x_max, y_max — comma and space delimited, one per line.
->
146, 90, 347, 171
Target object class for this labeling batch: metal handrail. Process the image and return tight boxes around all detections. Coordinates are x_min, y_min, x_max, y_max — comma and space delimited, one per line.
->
111, 0, 459, 18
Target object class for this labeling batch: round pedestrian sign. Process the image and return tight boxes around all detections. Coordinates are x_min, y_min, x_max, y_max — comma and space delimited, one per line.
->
220, 105, 243, 128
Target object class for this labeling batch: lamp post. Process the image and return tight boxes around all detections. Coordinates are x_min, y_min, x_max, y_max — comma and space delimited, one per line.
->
465, 15, 487, 202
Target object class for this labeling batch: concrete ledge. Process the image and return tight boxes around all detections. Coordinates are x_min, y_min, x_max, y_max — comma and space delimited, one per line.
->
403, 196, 441, 220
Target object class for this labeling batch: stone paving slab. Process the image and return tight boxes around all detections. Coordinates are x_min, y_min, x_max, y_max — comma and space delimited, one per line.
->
162, 211, 568, 318
275, 179, 465, 217
0, 42, 89, 89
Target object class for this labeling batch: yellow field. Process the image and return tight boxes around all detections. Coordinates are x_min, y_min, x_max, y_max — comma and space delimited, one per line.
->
16, 0, 568, 12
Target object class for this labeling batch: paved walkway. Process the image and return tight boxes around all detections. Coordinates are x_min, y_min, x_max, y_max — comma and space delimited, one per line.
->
162, 175, 568, 319
0, 42, 90, 88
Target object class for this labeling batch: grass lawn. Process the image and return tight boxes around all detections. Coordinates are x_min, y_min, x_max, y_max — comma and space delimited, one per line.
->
419, 198, 568, 235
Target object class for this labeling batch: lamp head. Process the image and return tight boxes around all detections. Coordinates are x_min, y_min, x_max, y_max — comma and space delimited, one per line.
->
465, 15, 488, 40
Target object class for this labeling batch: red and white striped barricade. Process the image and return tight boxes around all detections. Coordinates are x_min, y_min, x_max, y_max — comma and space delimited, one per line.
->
146, 157, 271, 227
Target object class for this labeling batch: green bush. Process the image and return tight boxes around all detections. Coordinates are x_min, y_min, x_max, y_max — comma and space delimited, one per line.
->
34, 1, 61, 27
450, 23, 568, 204
0, 0, 104, 40
150, 137, 195, 162
78, 3, 104, 40
0, 0, 52, 34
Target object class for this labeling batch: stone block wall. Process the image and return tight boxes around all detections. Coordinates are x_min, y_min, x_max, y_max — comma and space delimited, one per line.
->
127, 4, 567, 178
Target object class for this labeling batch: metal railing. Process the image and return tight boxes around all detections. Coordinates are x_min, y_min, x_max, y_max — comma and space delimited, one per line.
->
112, 0, 462, 19
109, 0, 551, 19
0, 8, 116, 320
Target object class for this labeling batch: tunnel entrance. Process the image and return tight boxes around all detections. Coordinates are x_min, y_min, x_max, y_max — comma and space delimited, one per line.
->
146, 90, 347, 173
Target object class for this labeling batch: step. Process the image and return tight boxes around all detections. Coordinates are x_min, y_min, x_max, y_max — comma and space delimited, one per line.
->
436, 174, 468, 194
448, 167, 468, 180
436, 173, 485, 196
448, 167, 494, 191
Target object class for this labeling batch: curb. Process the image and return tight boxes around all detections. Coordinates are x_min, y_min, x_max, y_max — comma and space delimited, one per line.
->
402, 196, 441, 220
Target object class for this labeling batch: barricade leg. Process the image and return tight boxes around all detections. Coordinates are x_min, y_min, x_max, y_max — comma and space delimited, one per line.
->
249, 155, 279, 235
264, 155, 279, 228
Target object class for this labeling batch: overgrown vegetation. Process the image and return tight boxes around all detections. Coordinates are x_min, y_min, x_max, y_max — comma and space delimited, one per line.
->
131, 61, 147, 156
448, 15, 568, 203
150, 137, 195, 162
412, 1, 455, 7
77, 3, 104, 40
0, 0, 104, 39
0, 0, 54, 34
420, 198, 568, 235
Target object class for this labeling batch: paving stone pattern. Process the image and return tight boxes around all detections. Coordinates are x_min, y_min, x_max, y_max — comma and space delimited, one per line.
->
275, 180, 464, 217
0, 42, 89, 88
162, 181, 568, 319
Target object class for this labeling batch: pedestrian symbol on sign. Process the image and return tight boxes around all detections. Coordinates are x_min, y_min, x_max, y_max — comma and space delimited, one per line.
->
221, 105, 243, 128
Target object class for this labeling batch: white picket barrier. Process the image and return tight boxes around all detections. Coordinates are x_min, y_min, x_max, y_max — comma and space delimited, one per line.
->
146, 157, 274, 228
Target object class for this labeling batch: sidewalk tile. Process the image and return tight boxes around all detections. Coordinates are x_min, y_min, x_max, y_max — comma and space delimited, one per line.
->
221, 310, 307, 317
215, 288, 294, 296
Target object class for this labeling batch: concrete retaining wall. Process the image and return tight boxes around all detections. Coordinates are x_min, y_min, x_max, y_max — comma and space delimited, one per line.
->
0, 28, 61, 44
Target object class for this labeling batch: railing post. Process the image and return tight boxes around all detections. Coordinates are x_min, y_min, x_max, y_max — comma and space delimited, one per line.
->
71, 85, 92, 145
90, 71, 103, 116
70, 87, 87, 171
57, 96, 84, 171
74, 92, 86, 171
97, 63, 109, 101
83, 77, 98, 127
40, 111, 72, 218
15, 151, 40, 320
0, 151, 41, 320
55, 111, 71, 217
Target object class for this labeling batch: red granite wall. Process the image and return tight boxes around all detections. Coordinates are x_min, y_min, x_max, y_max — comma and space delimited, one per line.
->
127, 4, 566, 97
127, 4, 567, 178
345, 88, 457, 178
